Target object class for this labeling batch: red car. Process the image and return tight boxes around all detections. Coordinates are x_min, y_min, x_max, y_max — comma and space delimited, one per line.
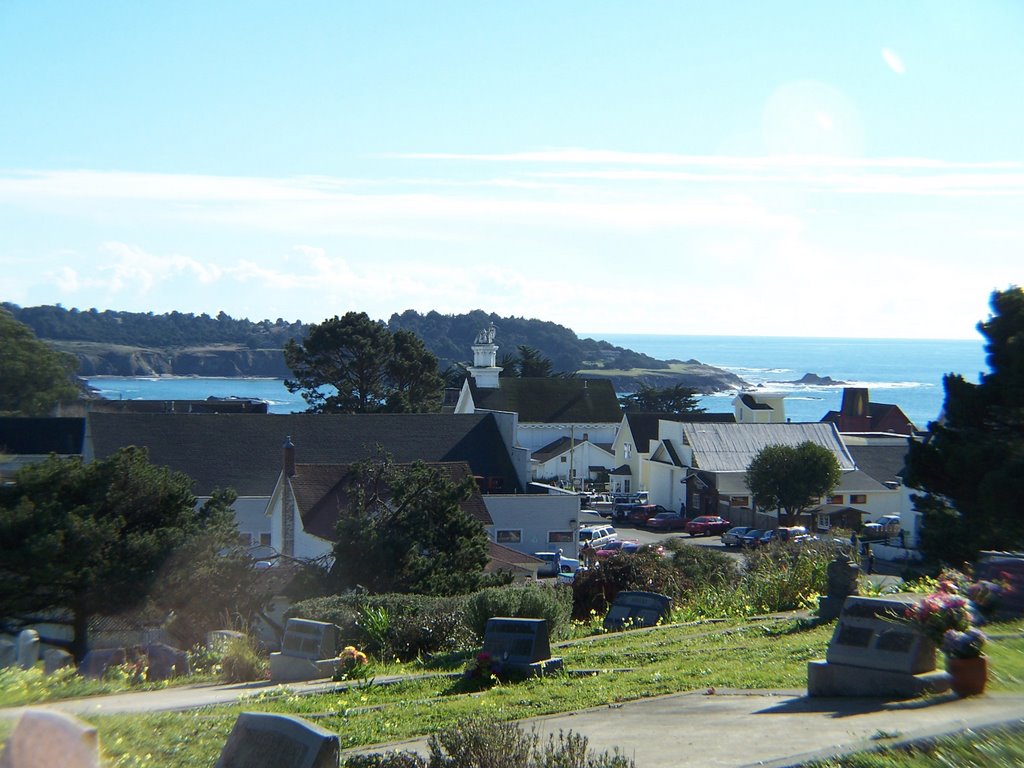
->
625, 504, 669, 525
645, 512, 688, 531
684, 515, 732, 537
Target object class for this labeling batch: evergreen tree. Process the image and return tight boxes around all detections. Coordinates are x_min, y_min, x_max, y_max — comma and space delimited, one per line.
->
618, 383, 705, 414
0, 447, 240, 659
904, 287, 1024, 563
0, 310, 81, 415
284, 312, 443, 413
330, 455, 489, 595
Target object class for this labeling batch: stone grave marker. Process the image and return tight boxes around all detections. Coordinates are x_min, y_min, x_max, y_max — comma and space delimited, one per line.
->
15, 630, 39, 670
0, 708, 100, 768
0, 638, 16, 669
43, 648, 73, 676
215, 712, 339, 768
603, 591, 673, 631
481, 617, 562, 676
79, 648, 126, 679
270, 619, 340, 683
145, 642, 190, 681
808, 595, 951, 698
818, 552, 860, 620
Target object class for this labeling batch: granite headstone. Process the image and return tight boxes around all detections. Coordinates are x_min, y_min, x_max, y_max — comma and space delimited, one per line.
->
79, 648, 126, 679
481, 617, 562, 676
43, 648, 73, 676
0, 639, 16, 669
0, 709, 100, 768
214, 712, 340, 768
145, 642, 190, 681
603, 591, 673, 631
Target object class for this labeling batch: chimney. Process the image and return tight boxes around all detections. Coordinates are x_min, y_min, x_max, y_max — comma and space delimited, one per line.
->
283, 435, 295, 477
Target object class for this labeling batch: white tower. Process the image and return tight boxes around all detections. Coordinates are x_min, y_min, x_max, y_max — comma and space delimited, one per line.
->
468, 322, 502, 388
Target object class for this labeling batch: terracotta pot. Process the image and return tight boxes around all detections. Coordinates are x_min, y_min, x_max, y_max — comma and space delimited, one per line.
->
946, 655, 988, 697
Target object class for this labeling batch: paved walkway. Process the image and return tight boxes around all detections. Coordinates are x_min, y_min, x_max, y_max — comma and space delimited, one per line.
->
5, 676, 1024, 767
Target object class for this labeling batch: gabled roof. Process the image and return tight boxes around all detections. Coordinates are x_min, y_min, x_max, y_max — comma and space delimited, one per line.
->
486, 541, 543, 573
86, 412, 522, 497
289, 461, 491, 541
845, 444, 909, 486
468, 378, 621, 424
623, 411, 736, 454
531, 435, 614, 463
0, 417, 85, 455
680, 422, 856, 474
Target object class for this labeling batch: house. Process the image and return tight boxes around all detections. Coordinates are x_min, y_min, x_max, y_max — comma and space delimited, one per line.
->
609, 411, 736, 498
821, 388, 917, 435
732, 392, 788, 424
84, 411, 528, 546
643, 422, 860, 527
482, 492, 582, 562
452, 324, 622, 469
530, 435, 615, 486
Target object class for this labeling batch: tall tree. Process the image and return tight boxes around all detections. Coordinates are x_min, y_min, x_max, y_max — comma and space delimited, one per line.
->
517, 345, 555, 378
0, 310, 81, 415
746, 442, 842, 526
0, 447, 239, 659
904, 287, 1024, 563
618, 383, 705, 414
330, 455, 489, 595
284, 312, 443, 413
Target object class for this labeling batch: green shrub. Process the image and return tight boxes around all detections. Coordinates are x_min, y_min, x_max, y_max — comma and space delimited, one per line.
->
464, 584, 573, 642
665, 540, 739, 587
571, 550, 684, 620
219, 633, 268, 683
289, 593, 474, 662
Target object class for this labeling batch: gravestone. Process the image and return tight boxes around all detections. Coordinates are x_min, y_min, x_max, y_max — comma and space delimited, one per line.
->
976, 551, 1024, 618
818, 553, 860, 620
603, 591, 673, 631
43, 648, 74, 676
0, 638, 16, 669
79, 648, 126, 679
0, 708, 100, 768
207, 629, 245, 650
215, 712, 339, 768
808, 595, 951, 698
270, 619, 341, 683
481, 617, 562, 677
145, 643, 191, 681
15, 630, 39, 670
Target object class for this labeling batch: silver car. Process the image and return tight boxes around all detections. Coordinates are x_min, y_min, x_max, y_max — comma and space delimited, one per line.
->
721, 526, 752, 547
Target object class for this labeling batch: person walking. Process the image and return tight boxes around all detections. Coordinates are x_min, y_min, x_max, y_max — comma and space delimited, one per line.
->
865, 545, 875, 575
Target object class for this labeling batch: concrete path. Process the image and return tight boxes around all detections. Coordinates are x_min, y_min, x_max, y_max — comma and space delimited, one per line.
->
346, 688, 1024, 768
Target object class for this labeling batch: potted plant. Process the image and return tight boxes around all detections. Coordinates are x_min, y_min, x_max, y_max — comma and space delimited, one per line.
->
941, 627, 988, 697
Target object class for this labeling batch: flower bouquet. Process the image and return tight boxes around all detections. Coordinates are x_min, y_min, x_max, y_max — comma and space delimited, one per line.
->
903, 591, 972, 645
941, 627, 987, 660
464, 651, 502, 687
333, 645, 370, 682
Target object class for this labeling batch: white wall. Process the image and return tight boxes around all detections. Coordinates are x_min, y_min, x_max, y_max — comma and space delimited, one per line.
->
517, 423, 619, 452
483, 494, 581, 559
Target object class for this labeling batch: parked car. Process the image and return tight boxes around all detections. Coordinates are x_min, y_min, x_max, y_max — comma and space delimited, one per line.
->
595, 539, 640, 558
684, 515, 732, 537
645, 512, 688, 531
626, 504, 670, 526
533, 551, 581, 577
557, 563, 585, 584
578, 524, 618, 550
721, 526, 752, 547
740, 528, 764, 548
587, 494, 616, 517
759, 526, 809, 546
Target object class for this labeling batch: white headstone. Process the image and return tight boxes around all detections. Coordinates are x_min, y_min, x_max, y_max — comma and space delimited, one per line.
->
15, 630, 39, 670
0, 709, 100, 768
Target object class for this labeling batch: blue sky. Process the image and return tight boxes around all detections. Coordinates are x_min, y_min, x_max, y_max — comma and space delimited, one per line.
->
1, 2, 1021, 338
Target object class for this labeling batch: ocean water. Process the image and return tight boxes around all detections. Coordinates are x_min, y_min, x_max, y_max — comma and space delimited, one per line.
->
85, 335, 988, 428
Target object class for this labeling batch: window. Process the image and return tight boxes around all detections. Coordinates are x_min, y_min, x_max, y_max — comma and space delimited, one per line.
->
829, 494, 843, 505
237, 533, 253, 546
624, 442, 633, 459
850, 494, 867, 505
548, 531, 573, 543
730, 496, 749, 507
496, 529, 522, 544
259, 533, 272, 546
817, 513, 831, 530
623, 480, 630, 493
560, 456, 567, 463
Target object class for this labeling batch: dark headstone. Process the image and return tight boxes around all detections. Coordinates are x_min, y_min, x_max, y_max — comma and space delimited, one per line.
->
0, 638, 16, 669
79, 648, 126, 680
976, 552, 1024, 618
145, 643, 190, 681
603, 591, 673, 631
481, 617, 562, 676
819, 553, 860, 620
280, 619, 336, 660
43, 648, 74, 676
215, 712, 339, 768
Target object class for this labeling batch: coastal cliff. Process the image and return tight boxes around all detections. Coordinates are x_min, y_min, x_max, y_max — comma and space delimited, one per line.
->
52, 342, 291, 378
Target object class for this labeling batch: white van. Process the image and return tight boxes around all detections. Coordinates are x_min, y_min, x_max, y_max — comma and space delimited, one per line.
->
578, 524, 618, 550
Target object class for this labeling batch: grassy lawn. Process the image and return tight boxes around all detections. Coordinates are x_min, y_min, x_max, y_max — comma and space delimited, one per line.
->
2, 616, 1022, 767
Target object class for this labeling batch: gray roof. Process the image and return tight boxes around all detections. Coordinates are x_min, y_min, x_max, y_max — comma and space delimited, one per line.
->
623, 411, 735, 454
86, 412, 522, 497
681, 422, 856, 473
846, 444, 909, 485
469, 378, 621, 424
